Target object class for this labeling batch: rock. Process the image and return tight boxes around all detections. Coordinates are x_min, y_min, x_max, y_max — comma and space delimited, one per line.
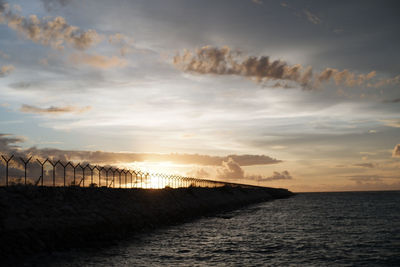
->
0, 186, 294, 264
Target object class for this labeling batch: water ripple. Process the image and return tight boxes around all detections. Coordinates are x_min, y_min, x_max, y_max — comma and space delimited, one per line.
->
32, 191, 400, 266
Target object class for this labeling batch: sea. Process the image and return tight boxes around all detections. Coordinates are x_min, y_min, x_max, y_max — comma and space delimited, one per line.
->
31, 191, 400, 266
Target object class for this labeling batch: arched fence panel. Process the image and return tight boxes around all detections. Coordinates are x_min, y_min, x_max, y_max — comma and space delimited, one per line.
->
0, 154, 264, 189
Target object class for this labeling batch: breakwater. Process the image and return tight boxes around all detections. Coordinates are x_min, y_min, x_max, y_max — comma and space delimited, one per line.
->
0, 185, 293, 262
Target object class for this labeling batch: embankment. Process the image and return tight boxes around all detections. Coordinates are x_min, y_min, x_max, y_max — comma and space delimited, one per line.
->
0, 185, 293, 262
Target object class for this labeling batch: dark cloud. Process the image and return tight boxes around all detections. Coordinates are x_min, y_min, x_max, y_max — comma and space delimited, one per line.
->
20, 104, 91, 114
383, 98, 400, 103
393, 144, 400, 158
0, 0, 5, 12
174, 46, 380, 89
0, 133, 24, 153
0, 134, 29, 179
9, 82, 31, 89
0, 2, 101, 50
0, 135, 84, 185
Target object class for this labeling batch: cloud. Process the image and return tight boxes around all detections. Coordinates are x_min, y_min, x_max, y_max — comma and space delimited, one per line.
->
251, 0, 263, 5
0, 50, 9, 58
347, 175, 382, 185
70, 53, 128, 69
383, 98, 400, 103
40, 0, 71, 11
215, 157, 291, 182
39, 58, 48, 65
281, 3, 323, 26
353, 163, 375, 168
333, 28, 344, 34
252, 170, 293, 182
393, 144, 400, 158
0, 2, 101, 50
0, 134, 286, 184
188, 168, 210, 179
270, 145, 287, 150
0, 65, 14, 77
0, 133, 281, 166
217, 157, 245, 179
303, 9, 321, 24
108, 33, 135, 56
368, 75, 400, 88
174, 46, 314, 88
381, 119, 400, 128
9, 81, 31, 89
0, 133, 25, 153
316, 68, 376, 87
174, 46, 379, 89
19, 104, 91, 114
227, 154, 281, 165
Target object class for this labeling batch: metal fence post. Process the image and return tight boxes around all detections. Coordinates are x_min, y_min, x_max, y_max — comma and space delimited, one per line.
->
128, 170, 133, 189
1, 155, 14, 186
19, 156, 32, 185
96, 166, 103, 187
87, 165, 95, 186
48, 160, 57, 187
36, 158, 48, 186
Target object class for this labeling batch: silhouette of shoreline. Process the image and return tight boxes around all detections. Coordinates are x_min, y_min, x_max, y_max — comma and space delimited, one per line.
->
0, 186, 293, 263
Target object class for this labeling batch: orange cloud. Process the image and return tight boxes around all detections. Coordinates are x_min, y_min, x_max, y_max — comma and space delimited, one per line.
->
0, 3, 101, 50
19, 104, 91, 115
381, 119, 400, 128
174, 46, 382, 89
70, 53, 128, 69
0, 65, 14, 77
393, 144, 400, 158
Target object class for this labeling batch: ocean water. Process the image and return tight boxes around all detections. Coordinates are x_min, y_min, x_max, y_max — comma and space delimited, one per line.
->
34, 191, 400, 266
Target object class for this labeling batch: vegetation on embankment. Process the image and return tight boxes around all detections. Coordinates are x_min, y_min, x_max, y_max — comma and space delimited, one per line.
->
0, 185, 293, 262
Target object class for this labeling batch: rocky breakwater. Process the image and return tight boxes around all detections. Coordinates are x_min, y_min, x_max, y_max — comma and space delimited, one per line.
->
0, 185, 293, 262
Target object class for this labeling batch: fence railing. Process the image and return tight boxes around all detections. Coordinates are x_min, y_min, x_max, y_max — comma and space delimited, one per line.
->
0, 154, 259, 189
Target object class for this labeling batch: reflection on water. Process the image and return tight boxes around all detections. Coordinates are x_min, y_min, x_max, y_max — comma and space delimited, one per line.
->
32, 191, 400, 266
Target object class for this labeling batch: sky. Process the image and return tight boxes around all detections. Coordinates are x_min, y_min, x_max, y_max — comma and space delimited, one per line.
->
0, 0, 399, 192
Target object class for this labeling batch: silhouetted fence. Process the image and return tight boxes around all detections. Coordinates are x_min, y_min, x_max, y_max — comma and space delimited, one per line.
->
0, 154, 259, 189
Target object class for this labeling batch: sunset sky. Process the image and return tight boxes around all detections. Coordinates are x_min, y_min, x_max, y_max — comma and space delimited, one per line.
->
0, 0, 399, 192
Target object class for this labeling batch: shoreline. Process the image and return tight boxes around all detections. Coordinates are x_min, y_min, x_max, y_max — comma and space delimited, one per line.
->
0, 185, 293, 263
